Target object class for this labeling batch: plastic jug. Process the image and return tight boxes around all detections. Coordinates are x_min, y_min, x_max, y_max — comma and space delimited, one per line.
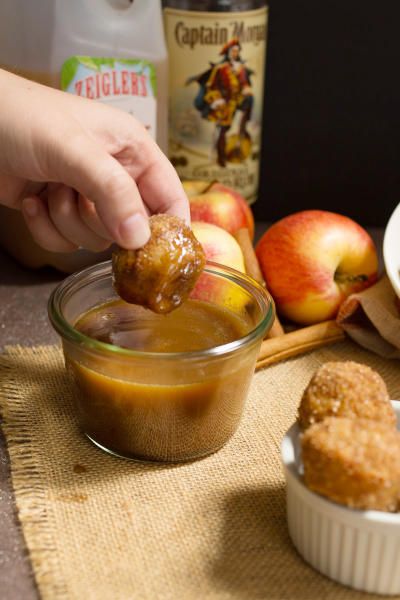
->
0, 0, 168, 152
0, 0, 168, 272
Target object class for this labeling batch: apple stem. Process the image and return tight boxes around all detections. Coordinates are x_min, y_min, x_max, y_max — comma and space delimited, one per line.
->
203, 180, 218, 193
334, 272, 369, 284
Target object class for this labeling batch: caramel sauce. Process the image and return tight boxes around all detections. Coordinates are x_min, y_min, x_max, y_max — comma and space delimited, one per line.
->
75, 299, 248, 352
66, 299, 257, 461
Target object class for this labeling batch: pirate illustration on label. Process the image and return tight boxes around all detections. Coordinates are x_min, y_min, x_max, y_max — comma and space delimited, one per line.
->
186, 38, 254, 167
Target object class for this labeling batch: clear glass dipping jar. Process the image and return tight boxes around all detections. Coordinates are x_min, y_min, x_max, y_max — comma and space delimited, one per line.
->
48, 260, 274, 462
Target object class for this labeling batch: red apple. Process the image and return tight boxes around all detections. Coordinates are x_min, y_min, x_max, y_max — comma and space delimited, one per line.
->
191, 221, 247, 309
207, 182, 255, 240
182, 180, 254, 239
191, 221, 245, 273
181, 180, 210, 197
256, 210, 378, 325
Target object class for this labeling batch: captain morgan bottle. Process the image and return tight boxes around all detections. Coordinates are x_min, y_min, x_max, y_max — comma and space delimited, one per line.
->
163, 0, 268, 203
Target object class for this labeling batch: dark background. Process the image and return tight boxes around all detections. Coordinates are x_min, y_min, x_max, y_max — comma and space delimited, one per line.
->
255, 0, 400, 226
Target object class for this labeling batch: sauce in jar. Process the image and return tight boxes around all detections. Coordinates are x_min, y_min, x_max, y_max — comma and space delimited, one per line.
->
66, 298, 257, 461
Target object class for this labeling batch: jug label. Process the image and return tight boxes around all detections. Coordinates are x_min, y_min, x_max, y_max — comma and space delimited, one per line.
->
61, 57, 157, 138
164, 7, 268, 202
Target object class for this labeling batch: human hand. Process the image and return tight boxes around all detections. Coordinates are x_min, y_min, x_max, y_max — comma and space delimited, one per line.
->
0, 69, 189, 253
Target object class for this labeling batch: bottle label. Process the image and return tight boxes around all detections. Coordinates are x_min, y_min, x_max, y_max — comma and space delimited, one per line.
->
61, 57, 157, 139
164, 7, 268, 202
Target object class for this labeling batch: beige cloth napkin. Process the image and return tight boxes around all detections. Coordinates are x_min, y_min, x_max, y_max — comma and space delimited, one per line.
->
337, 275, 400, 359
1, 344, 400, 600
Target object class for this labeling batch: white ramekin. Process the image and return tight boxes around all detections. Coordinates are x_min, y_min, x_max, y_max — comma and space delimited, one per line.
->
281, 400, 400, 595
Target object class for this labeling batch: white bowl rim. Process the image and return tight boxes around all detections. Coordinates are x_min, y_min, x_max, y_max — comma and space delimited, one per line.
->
281, 400, 400, 526
383, 202, 400, 298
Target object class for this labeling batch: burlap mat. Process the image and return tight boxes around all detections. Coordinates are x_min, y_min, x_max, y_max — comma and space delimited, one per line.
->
1, 343, 400, 600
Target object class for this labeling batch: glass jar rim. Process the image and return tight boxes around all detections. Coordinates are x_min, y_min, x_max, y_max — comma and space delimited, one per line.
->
48, 260, 275, 361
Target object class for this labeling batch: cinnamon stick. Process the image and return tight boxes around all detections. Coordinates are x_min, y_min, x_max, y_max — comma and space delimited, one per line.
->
234, 228, 285, 337
255, 320, 345, 370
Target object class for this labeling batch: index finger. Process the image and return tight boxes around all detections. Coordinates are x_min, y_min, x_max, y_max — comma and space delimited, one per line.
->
50, 134, 151, 249
134, 144, 190, 225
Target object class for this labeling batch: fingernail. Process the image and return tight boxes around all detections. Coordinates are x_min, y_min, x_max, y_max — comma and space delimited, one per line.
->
119, 213, 150, 249
22, 197, 38, 218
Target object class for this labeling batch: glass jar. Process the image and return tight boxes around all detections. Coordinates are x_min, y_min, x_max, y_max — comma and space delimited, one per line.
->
48, 260, 274, 462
